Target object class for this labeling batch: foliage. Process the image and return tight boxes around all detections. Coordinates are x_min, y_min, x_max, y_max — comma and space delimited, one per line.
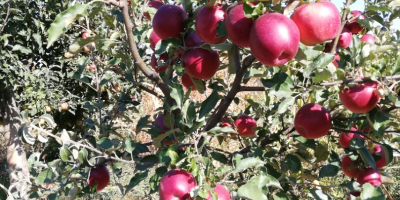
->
1, 0, 400, 199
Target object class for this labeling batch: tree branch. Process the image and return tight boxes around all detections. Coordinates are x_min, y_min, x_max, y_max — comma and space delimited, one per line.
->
330, 0, 352, 54
239, 86, 267, 92
0, 3, 10, 34
119, 0, 177, 109
321, 74, 400, 86
203, 55, 255, 131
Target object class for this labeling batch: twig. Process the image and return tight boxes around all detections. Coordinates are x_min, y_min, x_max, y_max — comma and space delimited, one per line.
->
103, 0, 124, 8
332, 127, 400, 153
239, 86, 267, 92
0, 183, 8, 196
30, 124, 152, 164
0, 3, 11, 34
321, 74, 400, 86
330, 0, 352, 54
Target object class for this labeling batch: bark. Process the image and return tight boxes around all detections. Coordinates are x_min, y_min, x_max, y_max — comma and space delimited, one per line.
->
0, 89, 30, 199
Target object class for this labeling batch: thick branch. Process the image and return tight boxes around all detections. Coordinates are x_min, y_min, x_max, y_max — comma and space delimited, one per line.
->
204, 55, 255, 131
321, 74, 400, 86
119, 0, 176, 108
330, 0, 352, 54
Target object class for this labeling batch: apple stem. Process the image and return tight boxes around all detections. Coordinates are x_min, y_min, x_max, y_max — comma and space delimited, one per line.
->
330, 0, 352, 54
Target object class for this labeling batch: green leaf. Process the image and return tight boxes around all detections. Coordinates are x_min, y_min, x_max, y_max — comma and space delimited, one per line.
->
273, 192, 290, 200
169, 82, 184, 109
319, 165, 339, 178
243, 1, 264, 20
381, 144, 394, 166
124, 137, 136, 153
227, 47, 237, 74
358, 147, 377, 169
237, 175, 269, 200
199, 90, 219, 119
391, 56, 400, 75
207, 126, 238, 135
369, 110, 389, 137
47, 4, 89, 48
99, 74, 112, 87
315, 144, 330, 162
372, 45, 395, 54
155, 38, 181, 55
314, 64, 336, 83
136, 115, 150, 134
210, 151, 228, 164
349, 137, 366, 150
11, 45, 32, 54
309, 189, 332, 200
282, 154, 301, 173
233, 157, 265, 173
277, 97, 295, 114
265, 174, 283, 190
261, 72, 293, 98
68, 35, 103, 53
216, 20, 227, 37
125, 171, 148, 194
360, 183, 385, 199
60, 146, 71, 162
304, 53, 334, 78
365, 5, 391, 12
35, 169, 54, 185
167, 150, 179, 165
97, 137, 113, 149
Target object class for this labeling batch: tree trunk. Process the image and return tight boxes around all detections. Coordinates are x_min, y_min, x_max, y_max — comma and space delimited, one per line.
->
0, 89, 30, 200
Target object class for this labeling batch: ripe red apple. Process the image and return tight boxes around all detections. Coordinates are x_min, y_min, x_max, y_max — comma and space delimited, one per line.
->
339, 127, 365, 148
82, 32, 91, 39
341, 155, 360, 178
329, 27, 352, 49
357, 168, 382, 186
159, 169, 197, 199
195, 6, 228, 44
205, 183, 231, 200
346, 192, 360, 200
153, 5, 187, 39
372, 144, 387, 168
345, 11, 366, 34
182, 73, 197, 91
151, 53, 169, 73
222, 120, 237, 137
294, 103, 332, 139
235, 115, 257, 138
249, 13, 300, 66
361, 34, 375, 44
154, 114, 177, 146
144, 0, 164, 20
291, 1, 341, 46
333, 53, 340, 67
149, 30, 162, 49
225, 4, 254, 47
60, 102, 69, 111
183, 48, 220, 80
185, 31, 204, 48
88, 166, 110, 191
339, 81, 380, 113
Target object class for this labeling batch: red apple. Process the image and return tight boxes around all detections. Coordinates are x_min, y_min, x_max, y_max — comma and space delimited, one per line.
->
150, 30, 162, 49
339, 81, 380, 113
329, 27, 352, 49
341, 155, 360, 178
222, 120, 237, 137
159, 169, 197, 200
205, 183, 231, 200
153, 5, 187, 39
82, 32, 91, 39
185, 31, 204, 48
249, 13, 300, 66
151, 53, 169, 73
357, 168, 382, 186
345, 10, 366, 34
235, 115, 257, 138
294, 103, 332, 139
339, 127, 365, 148
333, 53, 340, 67
182, 73, 197, 91
144, 0, 164, 20
361, 34, 375, 45
372, 144, 387, 168
346, 192, 361, 200
225, 4, 254, 47
291, 1, 341, 46
195, 6, 228, 44
183, 48, 220, 80
154, 114, 177, 146
88, 166, 110, 191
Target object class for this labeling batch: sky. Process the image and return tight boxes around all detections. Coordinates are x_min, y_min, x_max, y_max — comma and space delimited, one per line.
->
331, 0, 400, 31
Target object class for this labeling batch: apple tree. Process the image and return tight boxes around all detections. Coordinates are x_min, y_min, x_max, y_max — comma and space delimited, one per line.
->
2, 0, 400, 199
